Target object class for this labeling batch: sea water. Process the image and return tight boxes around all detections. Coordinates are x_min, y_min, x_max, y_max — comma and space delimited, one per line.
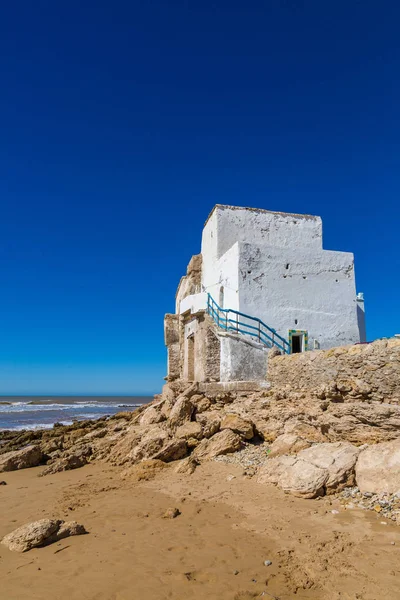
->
0, 396, 151, 431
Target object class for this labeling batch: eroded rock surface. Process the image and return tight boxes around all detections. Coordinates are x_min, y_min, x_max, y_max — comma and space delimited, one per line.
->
0, 446, 44, 472
268, 434, 311, 458
355, 439, 400, 494
1, 519, 87, 552
193, 430, 242, 461
257, 441, 360, 498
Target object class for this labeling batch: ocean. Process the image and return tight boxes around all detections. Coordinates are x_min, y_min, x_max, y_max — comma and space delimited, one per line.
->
0, 396, 152, 431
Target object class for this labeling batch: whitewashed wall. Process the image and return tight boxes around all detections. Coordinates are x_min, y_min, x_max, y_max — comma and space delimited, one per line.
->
220, 333, 268, 381
201, 241, 239, 311
237, 242, 360, 349
200, 205, 362, 350
201, 205, 323, 262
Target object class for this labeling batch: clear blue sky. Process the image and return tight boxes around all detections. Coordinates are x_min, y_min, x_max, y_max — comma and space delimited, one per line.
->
0, 1, 399, 395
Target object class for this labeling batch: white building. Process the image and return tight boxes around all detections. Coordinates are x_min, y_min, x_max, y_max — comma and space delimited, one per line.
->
165, 205, 366, 383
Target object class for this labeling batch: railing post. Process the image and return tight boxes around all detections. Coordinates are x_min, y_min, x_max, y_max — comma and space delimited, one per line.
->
258, 321, 261, 342
236, 313, 239, 333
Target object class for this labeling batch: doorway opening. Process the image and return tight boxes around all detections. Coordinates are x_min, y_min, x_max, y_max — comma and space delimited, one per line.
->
291, 334, 303, 353
289, 329, 308, 353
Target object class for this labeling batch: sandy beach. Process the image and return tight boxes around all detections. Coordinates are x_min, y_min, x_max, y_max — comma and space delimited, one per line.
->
1, 458, 399, 600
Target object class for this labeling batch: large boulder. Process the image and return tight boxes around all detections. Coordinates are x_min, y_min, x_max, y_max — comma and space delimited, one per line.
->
220, 414, 254, 440
257, 455, 297, 486
257, 441, 361, 498
0, 445, 44, 472
176, 421, 203, 440
193, 430, 242, 461
191, 395, 212, 414
268, 434, 311, 458
195, 411, 221, 438
279, 459, 329, 499
1, 519, 86, 552
257, 456, 327, 499
130, 427, 169, 462
152, 438, 188, 462
139, 406, 165, 426
355, 439, 400, 494
297, 441, 360, 493
169, 397, 194, 428
107, 426, 143, 465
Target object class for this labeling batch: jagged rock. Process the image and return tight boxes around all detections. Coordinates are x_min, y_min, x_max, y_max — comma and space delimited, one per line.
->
41, 438, 64, 455
356, 439, 400, 494
152, 438, 188, 462
253, 419, 282, 443
193, 430, 242, 461
190, 394, 206, 405
283, 421, 327, 443
195, 411, 221, 438
107, 426, 143, 465
0, 445, 44, 472
268, 434, 312, 458
176, 421, 203, 440
174, 456, 199, 474
191, 395, 212, 413
139, 406, 165, 426
297, 442, 360, 493
39, 451, 89, 476
82, 428, 108, 441
220, 414, 254, 440
168, 397, 194, 428
130, 427, 169, 463
1, 519, 86, 552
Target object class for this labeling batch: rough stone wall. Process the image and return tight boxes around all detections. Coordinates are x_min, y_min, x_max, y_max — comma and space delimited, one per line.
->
164, 314, 180, 381
205, 326, 220, 381
268, 338, 400, 404
175, 254, 202, 313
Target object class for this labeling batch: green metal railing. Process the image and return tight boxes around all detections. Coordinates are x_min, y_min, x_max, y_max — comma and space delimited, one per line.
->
206, 293, 290, 354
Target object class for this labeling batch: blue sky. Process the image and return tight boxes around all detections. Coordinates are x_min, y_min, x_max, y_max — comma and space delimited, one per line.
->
0, 1, 399, 395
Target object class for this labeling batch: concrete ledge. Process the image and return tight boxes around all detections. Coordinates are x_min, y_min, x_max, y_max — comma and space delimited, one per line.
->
197, 381, 270, 394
